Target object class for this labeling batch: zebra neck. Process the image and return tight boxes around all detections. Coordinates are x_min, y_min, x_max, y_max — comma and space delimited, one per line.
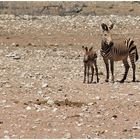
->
101, 41, 114, 52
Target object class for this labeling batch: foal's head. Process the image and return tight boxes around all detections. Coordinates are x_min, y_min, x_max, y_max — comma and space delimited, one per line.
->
82, 46, 97, 63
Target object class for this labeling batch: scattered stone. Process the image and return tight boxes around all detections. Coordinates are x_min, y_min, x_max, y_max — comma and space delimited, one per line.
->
133, 121, 140, 130
34, 118, 41, 124
52, 108, 58, 112
47, 99, 54, 106
86, 135, 91, 139
53, 47, 57, 52
11, 43, 16, 46
63, 132, 72, 139
28, 43, 35, 46
26, 106, 32, 111
95, 96, 101, 100
88, 102, 97, 106
6, 52, 21, 60
122, 129, 127, 132
42, 82, 48, 88
4, 135, 10, 139
4, 130, 9, 134
112, 115, 118, 119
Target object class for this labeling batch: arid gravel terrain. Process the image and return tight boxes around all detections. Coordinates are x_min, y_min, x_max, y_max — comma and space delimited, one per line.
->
0, 2, 140, 139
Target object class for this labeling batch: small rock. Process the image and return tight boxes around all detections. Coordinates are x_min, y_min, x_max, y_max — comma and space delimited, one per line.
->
42, 82, 48, 88
26, 106, 32, 111
52, 47, 57, 52
6, 52, 21, 60
133, 121, 140, 130
86, 135, 91, 139
37, 90, 43, 95
31, 126, 37, 130
63, 132, 72, 139
88, 102, 97, 106
52, 108, 58, 112
112, 115, 118, 119
44, 96, 50, 100
47, 99, 54, 106
2, 92, 6, 95
95, 96, 101, 100
4, 130, 9, 134
28, 43, 35, 46
122, 129, 127, 132
48, 32, 52, 36
34, 118, 41, 124
4, 135, 10, 139
1, 100, 6, 104
11, 43, 16, 46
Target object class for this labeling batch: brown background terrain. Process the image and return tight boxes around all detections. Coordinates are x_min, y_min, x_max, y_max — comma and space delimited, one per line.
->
0, 1, 140, 139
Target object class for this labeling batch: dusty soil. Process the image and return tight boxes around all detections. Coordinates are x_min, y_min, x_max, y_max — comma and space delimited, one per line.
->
0, 11, 140, 139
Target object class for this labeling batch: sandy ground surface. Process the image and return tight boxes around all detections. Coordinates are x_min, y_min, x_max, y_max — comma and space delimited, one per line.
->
0, 14, 140, 139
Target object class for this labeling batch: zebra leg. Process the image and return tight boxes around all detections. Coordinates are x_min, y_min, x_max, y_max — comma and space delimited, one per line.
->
83, 64, 87, 83
94, 62, 99, 83
110, 60, 114, 83
129, 54, 136, 82
104, 58, 109, 82
87, 65, 90, 84
90, 65, 94, 83
120, 59, 130, 83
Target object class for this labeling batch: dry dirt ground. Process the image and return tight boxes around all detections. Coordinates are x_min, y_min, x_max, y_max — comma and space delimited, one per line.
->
0, 12, 140, 139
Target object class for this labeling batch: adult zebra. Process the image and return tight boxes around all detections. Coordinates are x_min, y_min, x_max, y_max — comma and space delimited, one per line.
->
101, 23, 139, 83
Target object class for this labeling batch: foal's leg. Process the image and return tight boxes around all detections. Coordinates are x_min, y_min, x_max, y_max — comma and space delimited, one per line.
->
94, 61, 99, 83
90, 65, 94, 83
83, 64, 87, 83
87, 65, 90, 84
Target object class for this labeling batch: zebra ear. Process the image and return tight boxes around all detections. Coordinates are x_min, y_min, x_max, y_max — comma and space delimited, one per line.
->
101, 23, 108, 31
89, 47, 93, 51
82, 46, 88, 51
109, 23, 114, 30
85, 47, 88, 52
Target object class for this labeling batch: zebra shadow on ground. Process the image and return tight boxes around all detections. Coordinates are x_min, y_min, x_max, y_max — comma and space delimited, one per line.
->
116, 80, 140, 83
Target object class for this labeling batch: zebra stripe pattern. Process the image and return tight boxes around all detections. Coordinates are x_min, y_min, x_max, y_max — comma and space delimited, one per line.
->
101, 23, 139, 83
82, 46, 99, 83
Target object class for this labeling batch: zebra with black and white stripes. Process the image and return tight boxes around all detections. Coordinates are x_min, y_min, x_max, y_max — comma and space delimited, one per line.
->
101, 23, 139, 83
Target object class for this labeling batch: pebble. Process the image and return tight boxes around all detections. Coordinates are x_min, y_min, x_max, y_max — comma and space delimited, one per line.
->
4, 135, 10, 139
52, 108, 58, 112
63, 132, 72, 139
47, 99, 54, 106
4, 130, 9, 134
6, 52, 21, 60
42, 82, 48, 88
95, 96, 101, 100
26, 106, 32, 111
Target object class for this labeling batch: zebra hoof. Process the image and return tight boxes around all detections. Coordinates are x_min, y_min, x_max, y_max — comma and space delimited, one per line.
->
132, 79, 136, 82
120, 80, 124, 83
105, 79, 109, 82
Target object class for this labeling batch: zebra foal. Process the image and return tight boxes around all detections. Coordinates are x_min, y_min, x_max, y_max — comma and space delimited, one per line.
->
101, 23, 139, 83
82, 46, 99, 83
